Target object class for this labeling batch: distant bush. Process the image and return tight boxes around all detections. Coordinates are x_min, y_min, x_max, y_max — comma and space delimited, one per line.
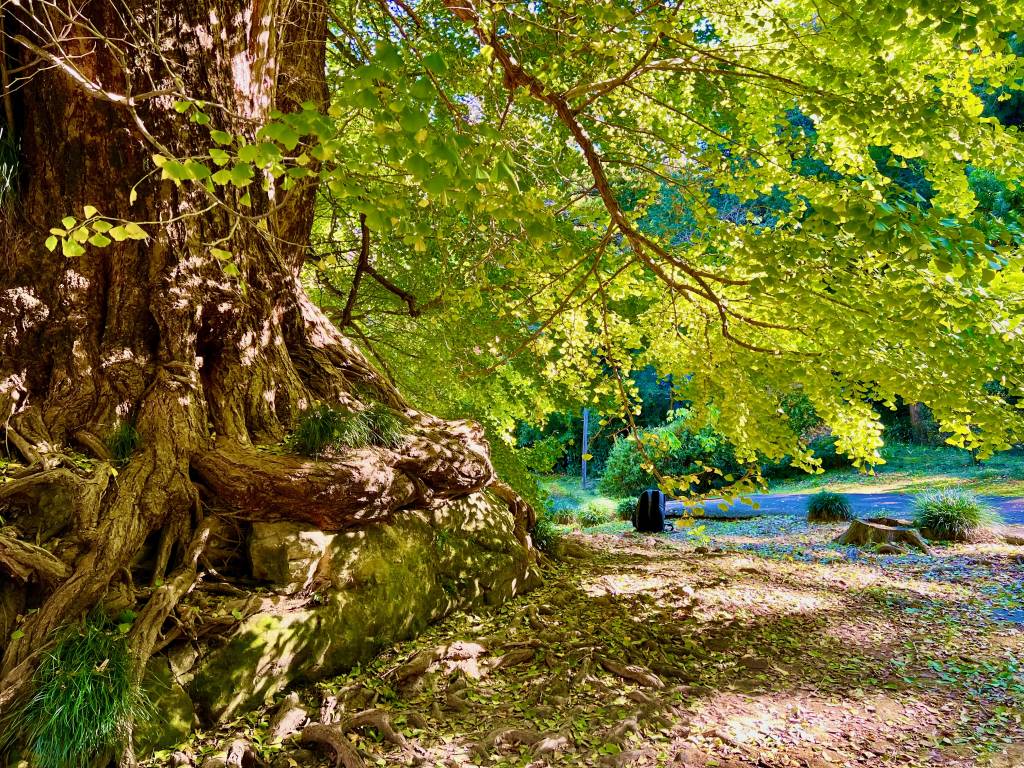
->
576, 504, 604, 528
913, 489, 1000, 541
546, 495, 579, 525
807, 490, 854, 523
763, 433, 852, 479
616, 498, 636, 521
599, 421, 741, 498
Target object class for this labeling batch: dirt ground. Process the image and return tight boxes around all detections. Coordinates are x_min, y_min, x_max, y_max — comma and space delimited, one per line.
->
162, 520, 1024, 768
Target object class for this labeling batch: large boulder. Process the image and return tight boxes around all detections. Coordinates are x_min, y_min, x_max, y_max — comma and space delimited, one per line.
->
249, 522, 334, 594
134, 657, 195, 754
184, 490, 539, 722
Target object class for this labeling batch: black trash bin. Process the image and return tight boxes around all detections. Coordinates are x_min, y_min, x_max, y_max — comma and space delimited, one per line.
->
634, 488, 666, 533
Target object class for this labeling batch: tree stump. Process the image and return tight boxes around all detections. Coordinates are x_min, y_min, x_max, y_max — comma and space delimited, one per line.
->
834, 519, 932, 554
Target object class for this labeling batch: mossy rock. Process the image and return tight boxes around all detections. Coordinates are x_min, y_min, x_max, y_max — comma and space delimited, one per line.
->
134, 657, 194, 753
187, 491, 539, 722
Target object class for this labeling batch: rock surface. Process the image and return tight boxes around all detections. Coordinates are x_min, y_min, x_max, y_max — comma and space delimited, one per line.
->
249, 522, 334, 594
184, 490, 539, 723
135, 657, 195, 754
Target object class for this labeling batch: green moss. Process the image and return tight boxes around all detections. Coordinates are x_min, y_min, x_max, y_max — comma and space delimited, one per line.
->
187, 494, 537, 723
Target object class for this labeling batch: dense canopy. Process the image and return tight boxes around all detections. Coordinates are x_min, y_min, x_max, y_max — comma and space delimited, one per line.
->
295, 1, 1024, 476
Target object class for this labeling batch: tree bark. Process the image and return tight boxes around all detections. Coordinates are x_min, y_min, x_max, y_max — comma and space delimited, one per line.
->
0, 0, 526, 739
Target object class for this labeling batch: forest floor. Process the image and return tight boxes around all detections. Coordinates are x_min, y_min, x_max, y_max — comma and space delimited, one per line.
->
161, 521, 1024, 768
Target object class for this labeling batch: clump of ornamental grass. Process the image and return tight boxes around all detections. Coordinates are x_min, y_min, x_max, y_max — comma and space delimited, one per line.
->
530, 514, 561, 554
3, 617, 149, 768
616, 498, 636, 522
290, 403, 346, 456
363, 403, 407, 448
806, 490, 854, 523
290, 403, 407, 457
106, 420, 140, 464
913, 489, 1000, 541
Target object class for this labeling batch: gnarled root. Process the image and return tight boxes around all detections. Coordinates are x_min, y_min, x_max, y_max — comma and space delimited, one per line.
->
598, 657, 665, 689
301, 708, 426, 768
301, 723, 366, 768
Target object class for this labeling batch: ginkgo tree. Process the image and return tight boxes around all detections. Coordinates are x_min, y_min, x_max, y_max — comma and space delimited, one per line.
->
0, 0, 1022, 756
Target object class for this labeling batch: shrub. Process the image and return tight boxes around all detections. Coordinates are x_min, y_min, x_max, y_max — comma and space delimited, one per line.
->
599, 421, 741, 498
542, 495, 576, 524
530, 514, 560, 553
762, 432, 852, 479
4, 617, 149, 768
807, 490, 854, 523
576, 503, 605, 528
913, 489, 1000, 541
808, 434, 850, 471
106, 421, 140, 464
616, 498, 636, 521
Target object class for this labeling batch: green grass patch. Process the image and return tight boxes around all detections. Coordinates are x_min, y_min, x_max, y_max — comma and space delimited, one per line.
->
770, 443, 1024, 497
539, 476, 630, 530
4, 617, 149, 768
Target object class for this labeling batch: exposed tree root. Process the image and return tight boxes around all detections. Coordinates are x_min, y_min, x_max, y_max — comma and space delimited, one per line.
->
389, 645, 448, 683
301, 709, 425, 768
268, 693, 308, 742
490, 647, 536, 669
472, 727, 544, 759
598, 657, 665, 688
0, 528, 69, 584
300, 724, 366, 768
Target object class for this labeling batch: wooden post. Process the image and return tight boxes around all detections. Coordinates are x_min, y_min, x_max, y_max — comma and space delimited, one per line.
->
581, 407, 590, 489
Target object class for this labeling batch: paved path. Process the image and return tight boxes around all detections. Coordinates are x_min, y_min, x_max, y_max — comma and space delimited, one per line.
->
667, 492, 1024, 525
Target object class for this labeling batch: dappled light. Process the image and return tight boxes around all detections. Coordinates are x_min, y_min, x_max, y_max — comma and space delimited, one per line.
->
1, 1, 1023, 766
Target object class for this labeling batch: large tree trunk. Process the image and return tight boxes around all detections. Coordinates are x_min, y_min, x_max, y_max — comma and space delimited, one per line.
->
0, 0, 527, 737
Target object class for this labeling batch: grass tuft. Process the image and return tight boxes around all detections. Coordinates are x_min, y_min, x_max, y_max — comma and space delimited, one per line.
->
290, 404, 345, 456
0, 127, 19, 206
913, 489, 1001, 541
616, 498, 636, 521
530, 514, 561, 553
290, 403, 407, 457
806, 490, 854, 523
363, 403, 407, 449
4, 617, 148, 768
106, 421, 140, 464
